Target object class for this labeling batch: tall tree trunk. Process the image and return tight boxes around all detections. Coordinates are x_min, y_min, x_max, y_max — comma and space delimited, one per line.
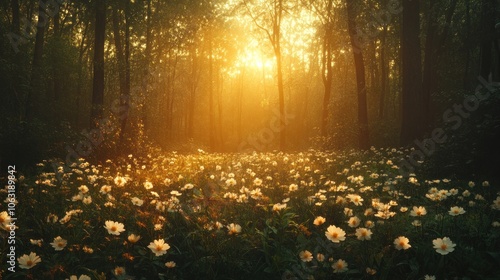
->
320, 5, 334, 138
91, 0, 106, 127
400, 0, 423, 145
119, 0, 131, 145
379, 25, 388, 119
463, 0, 471, 89
143, 0, 152, 130
422, 0, 457, 129
11, 0, 20, 33
479, 0, 496, 81
28, 0, 47, 122
52, 10, 62, 102
208, 36, 216, 150
274, 0, 285, 150
346, 1, 369, 150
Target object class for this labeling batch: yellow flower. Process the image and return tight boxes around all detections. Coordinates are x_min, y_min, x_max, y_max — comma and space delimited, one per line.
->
50, 236, 67, 251
114, 176, 127, 187
17, 252, 42, 269
299, 250, 313, 262
325, 225, 346, 243
165, 261, 176, 268
332, 259, 348, 273
410, 206, 427, 217
355, 227, 372, 241
128, 234, 141, 243
131, 197, 144, 206
313, 216, 326, 226
104, 220, 125, 235
148, 239, 170, 256
347, 216, 361, 228
144, 181, 154, 190
394, 236, 411, 250
113, 266, 126, 276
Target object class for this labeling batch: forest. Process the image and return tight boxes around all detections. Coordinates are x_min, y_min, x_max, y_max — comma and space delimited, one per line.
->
1, 0, 500, 279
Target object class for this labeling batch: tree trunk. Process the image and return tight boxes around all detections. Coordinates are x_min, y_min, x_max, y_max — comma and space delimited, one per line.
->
346, 1, 369, 150
479, 0, 496, 81
379, 25, 388, 119
91, 0, 106, 127
119, 0, 131, 145
11, 0, 20, 33
400, 0, 423, 145
422, 0, 457, 129
143, 0, 152, 131
28, 0, 47, 122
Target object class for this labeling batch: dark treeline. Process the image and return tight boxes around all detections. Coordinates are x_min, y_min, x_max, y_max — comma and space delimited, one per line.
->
1, 0, 500, 172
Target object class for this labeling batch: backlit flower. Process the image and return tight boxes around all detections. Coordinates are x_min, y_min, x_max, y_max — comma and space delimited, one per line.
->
325, 225, 346, 243
148, 239, 170, 256
433, 237, 456, 255
227, 223, 242, 235
131, 197, 144, 206
144, 181, 153, 190
165, 261, 176, 268
394, 236, 411, 250
114, 176, 127, 187
104, 220, 125, 235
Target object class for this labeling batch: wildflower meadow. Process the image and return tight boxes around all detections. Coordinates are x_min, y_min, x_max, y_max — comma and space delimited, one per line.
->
1, 148, 499, 279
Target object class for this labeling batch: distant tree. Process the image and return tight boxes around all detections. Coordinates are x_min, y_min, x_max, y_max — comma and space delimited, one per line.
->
400, 0, 423, 145
29, 0, 48, 121
91, 0, 106, 127
243, 0, 287, 150
346, 1, 369, 149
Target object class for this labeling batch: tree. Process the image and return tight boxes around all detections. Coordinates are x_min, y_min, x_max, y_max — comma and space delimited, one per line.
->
400, 0, 423, 145
346, 1, 369, 149
28, 0, 48, 121
244, 0, 287, 150
308, 0, 337, 138
91, 0, 106, 127
112, 0, 131, 145
422, 0, 458, 128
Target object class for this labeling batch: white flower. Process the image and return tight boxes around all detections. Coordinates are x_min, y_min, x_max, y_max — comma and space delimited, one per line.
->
433, 237, 456, 255
17, 252, 42, 269
448, 206, 465, 216
131, 197, 144, 206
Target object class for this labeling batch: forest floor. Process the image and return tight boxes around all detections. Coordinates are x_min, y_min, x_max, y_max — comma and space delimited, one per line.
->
1, 148, 500, 279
